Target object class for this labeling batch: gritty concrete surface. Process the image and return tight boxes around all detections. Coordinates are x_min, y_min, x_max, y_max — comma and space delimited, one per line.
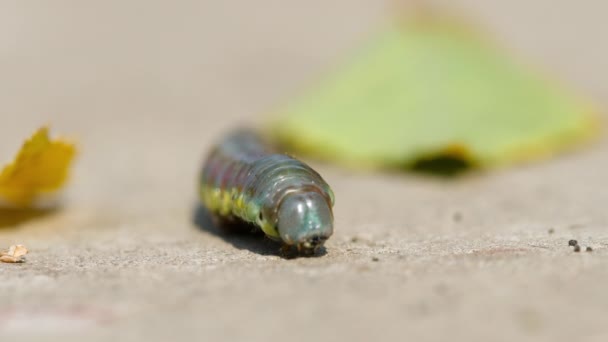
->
1, 1, 608, 341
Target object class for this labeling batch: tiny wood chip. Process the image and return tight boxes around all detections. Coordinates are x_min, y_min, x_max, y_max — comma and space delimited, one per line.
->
0, 244, 28, 263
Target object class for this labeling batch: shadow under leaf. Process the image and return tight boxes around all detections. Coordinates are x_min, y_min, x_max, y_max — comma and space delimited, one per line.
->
409, 154, 472, 177
0, 207, 58, 229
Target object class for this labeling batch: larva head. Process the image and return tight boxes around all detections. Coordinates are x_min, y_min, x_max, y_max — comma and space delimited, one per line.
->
277, 191, 333, 253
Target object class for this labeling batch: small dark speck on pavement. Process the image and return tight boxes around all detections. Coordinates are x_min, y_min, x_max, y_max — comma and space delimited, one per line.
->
453, 212, 462, 222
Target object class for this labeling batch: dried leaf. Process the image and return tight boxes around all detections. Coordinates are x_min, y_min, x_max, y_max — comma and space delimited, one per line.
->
0, 244, 28, 263
0, 127, 76, 207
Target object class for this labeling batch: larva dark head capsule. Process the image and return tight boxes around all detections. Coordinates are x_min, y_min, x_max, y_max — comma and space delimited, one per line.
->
277, 191, 333, 253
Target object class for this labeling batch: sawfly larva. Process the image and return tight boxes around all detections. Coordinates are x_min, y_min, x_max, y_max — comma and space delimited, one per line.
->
199, 130, 335, 254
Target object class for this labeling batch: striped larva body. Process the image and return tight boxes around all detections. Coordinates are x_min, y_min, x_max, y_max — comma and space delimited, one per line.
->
199, 130, 335, 253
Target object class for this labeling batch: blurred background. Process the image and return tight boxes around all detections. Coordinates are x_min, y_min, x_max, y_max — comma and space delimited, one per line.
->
1, 1, 607, 341
1, 0, 606, 210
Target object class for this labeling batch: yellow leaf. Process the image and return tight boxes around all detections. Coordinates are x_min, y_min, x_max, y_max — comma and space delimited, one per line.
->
0, 127, 76, 207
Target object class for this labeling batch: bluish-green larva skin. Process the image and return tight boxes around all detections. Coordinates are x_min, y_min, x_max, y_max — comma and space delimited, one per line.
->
199, 130, 335, 252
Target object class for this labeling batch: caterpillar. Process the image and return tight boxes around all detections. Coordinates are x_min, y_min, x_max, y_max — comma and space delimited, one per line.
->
199, 130, 335, 254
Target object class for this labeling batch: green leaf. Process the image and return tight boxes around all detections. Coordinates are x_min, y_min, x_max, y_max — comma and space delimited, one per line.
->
269, 19, 598, 174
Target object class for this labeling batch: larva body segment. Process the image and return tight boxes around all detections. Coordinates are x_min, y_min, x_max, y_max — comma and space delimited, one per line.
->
199, 130, 335, 252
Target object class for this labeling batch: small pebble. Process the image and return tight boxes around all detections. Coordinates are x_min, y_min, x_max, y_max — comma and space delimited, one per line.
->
371, 257, 380, 262
573, 245, 581, 252
568, 239, 578, 247
586, 247, 593, 252
548, 228, 555, 234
